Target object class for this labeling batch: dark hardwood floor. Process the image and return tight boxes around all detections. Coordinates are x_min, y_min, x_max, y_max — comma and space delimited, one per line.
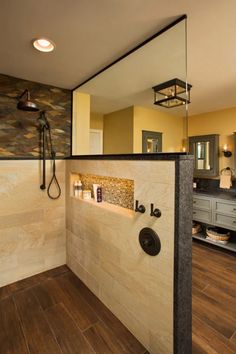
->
192, 241, 236, 354
0, 265, 147, 354
0, 241, 235, 353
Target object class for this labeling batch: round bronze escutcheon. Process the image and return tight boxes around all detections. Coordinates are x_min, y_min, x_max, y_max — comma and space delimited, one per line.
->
139, 227, 161, 256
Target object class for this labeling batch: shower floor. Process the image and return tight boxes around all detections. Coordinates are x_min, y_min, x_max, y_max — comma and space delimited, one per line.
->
1, 243, 235, 353
0, 266, 147, 354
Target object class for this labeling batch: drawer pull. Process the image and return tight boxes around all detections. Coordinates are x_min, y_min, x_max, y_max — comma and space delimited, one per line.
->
233, 221, 236, 224
233, 208, 236, 211
193, 201, 196, 203
193, 211, 196, 214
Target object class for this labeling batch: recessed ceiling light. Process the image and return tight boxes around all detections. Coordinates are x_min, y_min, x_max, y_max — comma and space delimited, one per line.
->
33, 38, 55, 52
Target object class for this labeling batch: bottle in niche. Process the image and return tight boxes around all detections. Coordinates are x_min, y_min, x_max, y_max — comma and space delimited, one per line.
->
74, 181, 78, 197
97, 187, 102, 202
77, 180, 83, 198
74, 180, 83, 198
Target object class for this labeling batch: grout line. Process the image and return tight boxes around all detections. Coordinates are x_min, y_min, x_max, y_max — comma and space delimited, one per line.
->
64, 271, 146, 352
58, 302, 96, 354
201, 284, 209, 293
81, 319, 100, 333
12, 294, 31, 354
67, 271, 148, 353
42, 302, 64, 354
229, 329, 236, 342
31, 286, 64, 354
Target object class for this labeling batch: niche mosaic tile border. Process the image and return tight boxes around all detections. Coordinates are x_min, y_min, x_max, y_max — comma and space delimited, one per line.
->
0, 74, 71, 158
75, 173, 134, 210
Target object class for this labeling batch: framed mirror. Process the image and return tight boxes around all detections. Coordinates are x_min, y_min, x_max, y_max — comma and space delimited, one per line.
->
189, 134, 219, 177
71, 16, 188, 156
142, 131, 162, 153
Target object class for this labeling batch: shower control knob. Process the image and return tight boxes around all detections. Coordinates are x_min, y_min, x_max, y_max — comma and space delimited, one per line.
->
141, 239, 152, 247
139, 227, 161, 256
150, 203, 161, 218
135, 200, 146, 214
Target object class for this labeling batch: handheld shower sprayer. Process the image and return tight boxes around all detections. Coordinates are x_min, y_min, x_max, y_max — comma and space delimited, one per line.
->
38, 111, 61, 200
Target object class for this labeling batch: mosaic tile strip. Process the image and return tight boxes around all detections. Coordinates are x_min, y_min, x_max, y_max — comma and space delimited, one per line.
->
0, 74, 71, 157
77, 173, 134, 210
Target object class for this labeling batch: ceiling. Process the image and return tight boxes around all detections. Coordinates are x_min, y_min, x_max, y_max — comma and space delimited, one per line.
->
1, 0, 236, 116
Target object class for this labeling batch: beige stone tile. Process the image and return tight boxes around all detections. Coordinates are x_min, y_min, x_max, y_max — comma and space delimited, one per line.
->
67, 255, 99, 297
134, 180, 175, 209
0, 210, 44, 229
66, 159, 175, 354
44, 247, 66, 268
69, 160, 175, 185
0, 160, 66, 287
149, 328, 173, 354
0, 254, 18, 274
100, 286, 150, 350
44, 206, 66, 220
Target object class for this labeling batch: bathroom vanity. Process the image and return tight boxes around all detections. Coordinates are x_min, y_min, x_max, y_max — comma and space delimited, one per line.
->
193, 190, 236, 252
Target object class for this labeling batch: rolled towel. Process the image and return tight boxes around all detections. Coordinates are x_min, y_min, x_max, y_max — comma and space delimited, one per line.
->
220, 174, 232, 189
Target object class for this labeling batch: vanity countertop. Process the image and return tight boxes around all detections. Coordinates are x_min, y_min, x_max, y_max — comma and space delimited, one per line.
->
193, 189, 236, 201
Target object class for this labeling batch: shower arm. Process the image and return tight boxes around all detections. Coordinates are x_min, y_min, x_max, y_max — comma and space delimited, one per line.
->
18, 89, 30, 101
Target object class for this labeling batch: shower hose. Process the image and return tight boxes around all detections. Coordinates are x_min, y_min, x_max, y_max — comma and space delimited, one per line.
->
39, 113, 61, 200
47, 150, 61, 200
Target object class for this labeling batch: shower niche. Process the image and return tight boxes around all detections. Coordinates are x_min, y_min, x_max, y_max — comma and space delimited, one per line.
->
70, 172, 134, 210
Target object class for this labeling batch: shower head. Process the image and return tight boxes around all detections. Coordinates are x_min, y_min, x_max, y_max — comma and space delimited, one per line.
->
17, 89, 39, 112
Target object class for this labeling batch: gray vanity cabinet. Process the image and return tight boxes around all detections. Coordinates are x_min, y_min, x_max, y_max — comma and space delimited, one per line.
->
193, 194, 236, 252
193, 195, 212, 224
213, 199, 236, 231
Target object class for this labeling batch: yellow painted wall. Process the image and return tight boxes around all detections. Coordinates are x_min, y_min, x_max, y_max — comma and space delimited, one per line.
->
133, 106, 185, 153
90, 112, 104, 130
72, 91, 90, 155
188, 107, 236, 172
103, 107, 133, 154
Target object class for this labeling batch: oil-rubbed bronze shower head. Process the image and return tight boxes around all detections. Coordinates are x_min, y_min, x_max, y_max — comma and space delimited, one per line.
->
17, 89, 39, 112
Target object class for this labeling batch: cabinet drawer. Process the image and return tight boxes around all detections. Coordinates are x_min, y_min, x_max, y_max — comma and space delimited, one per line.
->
193, 209, 212, 223
214, 200, 236, 216
193, 197, 211, 210
214, 213, 236, 230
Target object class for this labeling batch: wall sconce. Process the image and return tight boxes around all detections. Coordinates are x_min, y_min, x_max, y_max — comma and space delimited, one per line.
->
223, 144, 232, 157
152, 78, 192, 108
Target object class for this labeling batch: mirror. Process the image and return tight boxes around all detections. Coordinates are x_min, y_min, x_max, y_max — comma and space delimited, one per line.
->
72, 17, 188, 156
189, 134, 219, 177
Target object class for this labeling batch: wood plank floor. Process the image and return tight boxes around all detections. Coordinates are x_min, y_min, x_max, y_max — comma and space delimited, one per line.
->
192, 241, 236, 354
0, 241, 235, 353
0, 266, 147, 354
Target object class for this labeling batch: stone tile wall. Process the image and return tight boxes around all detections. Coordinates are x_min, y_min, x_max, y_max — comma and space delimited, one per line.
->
0, 74, 71, 157
0, 160, 66, 287
66, 159, 175, 354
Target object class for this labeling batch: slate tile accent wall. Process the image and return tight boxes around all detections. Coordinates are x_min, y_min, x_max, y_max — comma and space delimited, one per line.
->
0, 74, 71, 157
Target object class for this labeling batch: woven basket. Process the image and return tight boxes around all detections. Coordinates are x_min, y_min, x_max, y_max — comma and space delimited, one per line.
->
206, 227, 230, 242
192, 222, 201, 235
